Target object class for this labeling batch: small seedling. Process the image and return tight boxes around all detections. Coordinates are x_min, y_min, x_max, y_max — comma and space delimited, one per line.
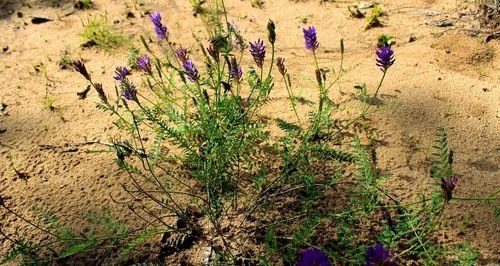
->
7, 153, 29, 180
296, 14, 312, 24
79, 14, 126, 51
127, 45, 140, 69
377, 34, 394, 46
58, 54, 72, 69
364, 4, 384, 30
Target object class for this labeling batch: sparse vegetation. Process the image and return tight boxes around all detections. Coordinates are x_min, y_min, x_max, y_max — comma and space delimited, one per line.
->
79, 14, 126, 51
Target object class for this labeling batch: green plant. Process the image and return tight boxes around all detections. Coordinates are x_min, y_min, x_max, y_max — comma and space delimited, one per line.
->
58, 54, 72, 69
364, 4, 383, 30
79, 14, 126, 51
3, 1, 499, 265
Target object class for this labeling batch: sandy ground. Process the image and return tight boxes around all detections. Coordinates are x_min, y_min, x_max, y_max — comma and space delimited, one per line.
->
0, 0, 499, 264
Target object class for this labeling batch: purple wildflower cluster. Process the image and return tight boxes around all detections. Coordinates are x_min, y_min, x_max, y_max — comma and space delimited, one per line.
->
230, 59, 243, 82
296, 247, 331, 266
175, 47, 189, 63
249, 39, 266, 68
276, 57, 287, 76
149, 11, 168, 40
183, 60, 200, 82
365, 243, 396, 266
137, 55, 152, 73
112, 65, 137, 101
376, 44, 395, 71
441, 177, 458, 200
303, 26, 319, 52
114, 66, 130, 81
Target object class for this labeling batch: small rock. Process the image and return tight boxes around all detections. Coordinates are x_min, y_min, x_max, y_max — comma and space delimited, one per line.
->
31, 17, 52, 24
467, 29, 479, 37
425, 11, 439, 16
358, 2, 374, 9
409, 34, 416, 42
126, 11, 135, 18
430, 20, 453, 27
2, 46, 8, 52
16, 11, 23, 18
200, 246, 212, 265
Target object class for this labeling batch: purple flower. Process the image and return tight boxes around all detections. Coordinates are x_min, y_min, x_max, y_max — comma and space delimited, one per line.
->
296, 247, 331, 266
149, 11, 168, 40
303, 26, 319, 52
137, 55, 152, 73
73, 60, 91, 81
277, 57, 287, 75
365, 243, 396, 266
123, 84, 137, 101
175, 47, 188, 63
230, 59, 243, 82
249, 39, 266, 68
376, 44, 395, 70
441, 177, 458, 201
183, 60, 199, 82
114, 66, 130, 81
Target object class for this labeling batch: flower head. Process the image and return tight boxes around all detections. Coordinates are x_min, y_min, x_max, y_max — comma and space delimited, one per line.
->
73, 60, 91, 81
123, 84, 137, 101
441, 177, 458, 201
114, 66, 130, 81
149, 11, 168, 40
365, 243, 395, 266
175, 47, 189, 63
94, 83, 107, 102
296, 247, 331, 266
303, 26, 319, 52
376, 44, 395, 71
137, 55, 152, 73
249, 39, 266, 68
267, 19, 276, 44
277, 57, 287, 76
229, 58, 243, 82
183, 60, 199, 82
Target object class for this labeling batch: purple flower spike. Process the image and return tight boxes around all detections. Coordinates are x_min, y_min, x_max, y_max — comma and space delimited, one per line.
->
137, 55, 152, 73
441, 177, 458, 200
277, 57, 287, 75
249, 39, 266, 68
123, 84, 137, 101
365, 243, 396, 266
175, 47, 188, 63
296, 247, 331, 266
230, 63, 243, 82
149, 11, 168, 40
303, 26, 319, 52
114, 66, 130, 81
183, 60, 199, 82
376, 44, 395, 71
73, 60, 91, 81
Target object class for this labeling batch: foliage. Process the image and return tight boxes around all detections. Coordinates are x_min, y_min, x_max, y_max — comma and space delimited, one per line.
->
2, 0, 498, 265
79, 14, 126, 51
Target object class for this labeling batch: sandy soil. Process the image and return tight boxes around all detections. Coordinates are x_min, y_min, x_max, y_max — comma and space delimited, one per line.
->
0, 0, 498, 264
